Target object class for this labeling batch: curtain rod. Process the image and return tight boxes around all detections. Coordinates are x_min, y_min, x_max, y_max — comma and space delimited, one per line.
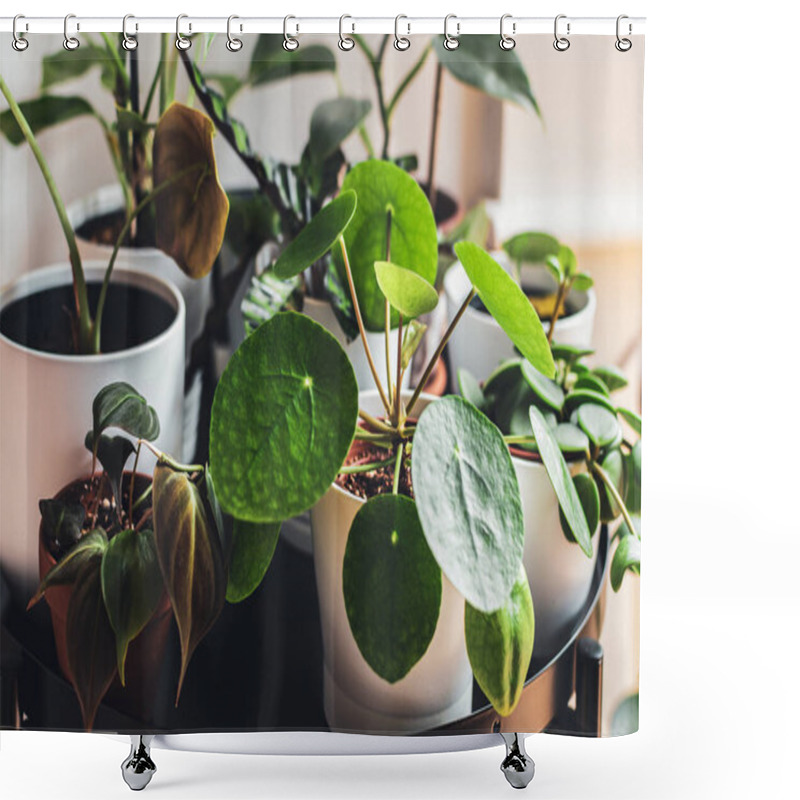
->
0, 16, 646, 37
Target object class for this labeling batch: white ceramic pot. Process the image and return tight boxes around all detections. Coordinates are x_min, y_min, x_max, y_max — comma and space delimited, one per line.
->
68, 185, 210, 461
309, 390, 473, 733
443, 250, 597, 385
0, 264, 184, 598
513, 454, 598, 654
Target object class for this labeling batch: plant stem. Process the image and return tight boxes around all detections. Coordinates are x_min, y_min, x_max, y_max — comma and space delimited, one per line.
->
547, 279, 571, 344
139, 440, 203, 474
358, 410, 394, 433
392, 445, 403, 494
407, 288, 476, 416
142, 58, 164, 122
425, 63, 444, 209
384, 209, 394, 409
132, 481, 153, 512
375, 37, 391, 158
161, 34, 178, 114
340, 457, 396, 475
338, 237, 391, 414
387, 41, 433, 120
0, 75, 91, 352
395, 313, 404, 427
129, 442, 142, 524
503, 435, 537, 445
591, 461, 640, 539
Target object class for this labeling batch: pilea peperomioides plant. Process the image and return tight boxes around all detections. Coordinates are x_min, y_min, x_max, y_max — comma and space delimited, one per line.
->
208, 160, 557, 717
459, 343, 642, 591
29, 383, 227, 730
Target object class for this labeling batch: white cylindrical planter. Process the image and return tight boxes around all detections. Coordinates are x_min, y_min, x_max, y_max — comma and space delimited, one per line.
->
0, 264, 184, 598
68, 185, 210, 461
444, 251, 596, 385
310, 391, 473, 733
513, 454, 598, 654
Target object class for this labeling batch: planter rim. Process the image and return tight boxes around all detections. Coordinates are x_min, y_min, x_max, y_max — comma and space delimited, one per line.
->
0, 262, 185, 365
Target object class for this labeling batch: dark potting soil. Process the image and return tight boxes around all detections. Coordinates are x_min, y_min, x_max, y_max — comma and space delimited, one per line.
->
470, 287, 580, 321
0, 279, 175, 355
335, 439, 414, 501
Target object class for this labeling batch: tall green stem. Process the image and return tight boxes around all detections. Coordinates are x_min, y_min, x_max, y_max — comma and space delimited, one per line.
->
425, 63, 444, 208
591, 461, 639, 540
387, 41, 433, 120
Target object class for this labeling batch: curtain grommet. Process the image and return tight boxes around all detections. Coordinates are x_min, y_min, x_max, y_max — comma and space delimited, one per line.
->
553, 14, 570, 52
394, 15, 411, 51
121, 14, 138, 51
12, 14, 29, 51
615, 15, 632, 51
175, 14, 192, 51
500, 14, 516, 51
226, 15, 243, 52
63, 13, 80, 51
283, 15, 299, 51
443, 14, 460, 51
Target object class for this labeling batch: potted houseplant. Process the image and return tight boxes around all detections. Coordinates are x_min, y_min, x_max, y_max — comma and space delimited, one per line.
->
29, 382, 228, 730
0, 77, 227, 596
445, 232, 597, 384
208, 164, 557, 731
458, 343, 641, 651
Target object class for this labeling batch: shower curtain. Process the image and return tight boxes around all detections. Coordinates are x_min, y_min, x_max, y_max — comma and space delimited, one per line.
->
0, 26, 643, 739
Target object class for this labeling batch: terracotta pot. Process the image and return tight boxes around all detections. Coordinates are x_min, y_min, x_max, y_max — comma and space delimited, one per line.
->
423, 356, 449, 397
38, 472, 172, 724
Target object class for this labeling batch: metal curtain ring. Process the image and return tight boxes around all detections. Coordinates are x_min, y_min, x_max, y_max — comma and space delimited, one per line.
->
615, 14, 632, 51
12, 14, 29, 51
394, 15, 410, 51
338, 15, 354, 51
283, 16, 299, 51
63, 14, 80, 51
121, 15, 138, 51
443, 14, 460, 51
500, 14, 516, 50
227, 15, 243, 51
553, 14, 570, 51
176, 14, 192, 51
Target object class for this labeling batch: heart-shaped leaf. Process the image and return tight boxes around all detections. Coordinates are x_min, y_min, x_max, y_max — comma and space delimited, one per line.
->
226, 518, 281, 604
465, 569, 534, 717
91, 382, 160, 443
577, 404, 622, 449
272, 191, 356, 280
455, 242, 555, 378
413, 396, 524, 612
0, 95, 97, 145
84, 433, 135, 511
100, 528, 164, 685
597, 449, 625, 523
66, 559, 118, 730
374, 261, 439, 319
593, 365, 629, 392
560, 473, 600, 544
153, 102, 230, 279
308, 98, 371, 165
38, 499, 86, 558
611, 533, 641, 592
502, 232, 560, 265
333, 160, 438, 331
29, 528, 107, 610
249, 36, 336, 86
522, 361, 565, 412
343, 494, 441, 683
529, 406, 593, 557
625, 441, 642, 514
153, 464, 226, 700
438, 35, 539, 114
210, 312, 358, 522
618, 407, 642, 435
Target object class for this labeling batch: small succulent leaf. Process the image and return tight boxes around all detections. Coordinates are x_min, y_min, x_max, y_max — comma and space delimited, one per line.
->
554, 422, 590, 455
249, 36, 336, 86
502, 232, 561, 265
551, 343, 594, 364
597, 449, 625, 523
28, 528, 107, 610
413, 396, 525, 613
84, 433, 135, 511
0, 95, 97, 145
272, 191, 356, 280
521, 361, 565, 412
593, 365, 629, 392
153, 464, 226, 701
226, 518, 281, 604
577, 404, 622, 449
92, 382, 160, 443
611, 533, 641, 592
374, 261, 439, 319
465, 569, 534, 717
343, 495, 441, 683
401, 319, 427, 370
457, 368, 487, 412
556, 245, 577, 278
438, 35, 539, 114
574, 373, 610, 396
560, 473, 600, 544
625, 441, 642, 514
563, 388, 618, 418
153, 102, 230, 279
618, 514, 642, 540
100, 528, 163, 685
333, 160, 438, 331
210, 313, 358, 522
38, 499, 87, 560
529, 406, 593, 557
455, 242, 555, 378
308, 97, 371, 165
66, 559, 118, 730
572, 273, 594, 291
618, 407, 642, 435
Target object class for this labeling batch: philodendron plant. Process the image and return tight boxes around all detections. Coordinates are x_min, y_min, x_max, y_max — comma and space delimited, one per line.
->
0, 76, 228, 354
459, 343, 642, 591
29, 383, 227, 730
208, 160, 558, 717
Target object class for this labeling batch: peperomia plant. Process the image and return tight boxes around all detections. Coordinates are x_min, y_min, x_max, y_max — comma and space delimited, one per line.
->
208, 160, 557, 717
0, 74, 228, 354
459, 343, 642, 591
29, 383, 227, 730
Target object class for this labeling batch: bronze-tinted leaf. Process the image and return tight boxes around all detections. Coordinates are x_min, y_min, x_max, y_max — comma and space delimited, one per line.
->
153, 102, 230, 279
152, 464, 226, 702
66, 559, 118, 730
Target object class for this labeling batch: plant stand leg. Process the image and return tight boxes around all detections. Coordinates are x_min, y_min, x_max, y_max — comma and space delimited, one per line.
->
499, 733, 535, 790
121, 735, 156, 791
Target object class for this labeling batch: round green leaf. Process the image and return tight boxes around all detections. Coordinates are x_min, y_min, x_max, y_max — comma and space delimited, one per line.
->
100, 528, 163, 685
597, 449, 625, 523
554, 422, 590, 455
226, 518, 281, 604
564, 388, 618, 417
593, 365, 629, 392
210, 312, 358, 522
457, 368, 486, 412
412, 396, 524, 613
343, 494, 441, 684
551, 343, 594, 364
374, 260, 439, 319
455, 242, 555, 378
273, 191, 356, 279
560, 473, 600, 544
577, 404, 621, 448
333, 161, 438, 331
618, 407, 642, 435
528, 406, 593, 557
502, 232, 560, 265
572, 273, 594, 291
465, 569, 534, 717
308, 98, 371, 165
574, 373, 610, 396
521, 361, 565, 412
625, 441, 642, 514
611, 533, 641, 592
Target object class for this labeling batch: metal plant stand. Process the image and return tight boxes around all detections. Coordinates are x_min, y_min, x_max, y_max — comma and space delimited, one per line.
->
500, 733, 535, 789
121, 735, 157, 791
